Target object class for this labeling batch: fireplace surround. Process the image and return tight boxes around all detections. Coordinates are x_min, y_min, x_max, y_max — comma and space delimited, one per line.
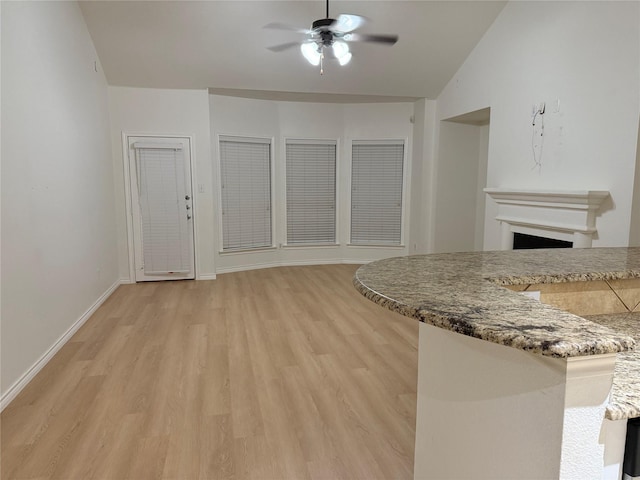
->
484, 188, 610, 249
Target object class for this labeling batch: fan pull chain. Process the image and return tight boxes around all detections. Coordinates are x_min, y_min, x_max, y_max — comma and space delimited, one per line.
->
320, 49, 325, 75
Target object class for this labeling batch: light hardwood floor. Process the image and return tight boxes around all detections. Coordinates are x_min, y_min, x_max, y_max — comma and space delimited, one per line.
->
1, 264, 418, 480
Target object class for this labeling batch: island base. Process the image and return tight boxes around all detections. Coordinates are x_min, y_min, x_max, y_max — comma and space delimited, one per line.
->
414, 323, 623, 479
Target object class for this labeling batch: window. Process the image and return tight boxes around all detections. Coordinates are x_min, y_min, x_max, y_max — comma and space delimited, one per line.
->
350, 140, 405, 245
286, 140, 337, 245
219, 136, 272, 251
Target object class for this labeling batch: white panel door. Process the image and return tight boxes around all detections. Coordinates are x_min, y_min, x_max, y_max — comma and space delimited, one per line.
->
128, 136, 195, 281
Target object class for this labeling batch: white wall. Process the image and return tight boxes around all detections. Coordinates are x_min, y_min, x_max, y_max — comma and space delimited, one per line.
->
630, 120, 640, 247
1, 2, 118, 399
432, 121, 487, 253
108, 87, 215, 280
475, 125, 489, 250
410, 99, 438, 255
436, 1, 640, 250
210, 94, 415, 273
409, 99, 427, 255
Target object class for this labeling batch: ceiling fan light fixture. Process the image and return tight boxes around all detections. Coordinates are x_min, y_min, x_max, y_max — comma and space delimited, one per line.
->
332, 40, 349, 59
338, 51, 352, 66
301, 42, 321, 66
265, 0, 397, 73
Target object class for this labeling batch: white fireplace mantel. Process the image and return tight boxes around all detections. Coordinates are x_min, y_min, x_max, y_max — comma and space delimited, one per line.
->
484, 188, 610, 249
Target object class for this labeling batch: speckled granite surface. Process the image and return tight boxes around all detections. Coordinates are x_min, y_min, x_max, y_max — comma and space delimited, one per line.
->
585, 312, 640, 420
354, 248, 639, 358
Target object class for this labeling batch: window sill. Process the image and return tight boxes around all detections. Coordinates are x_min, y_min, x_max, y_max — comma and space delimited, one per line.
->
219, 246, 277, 255
347, 243, 405, 248
282, 243, 340, 249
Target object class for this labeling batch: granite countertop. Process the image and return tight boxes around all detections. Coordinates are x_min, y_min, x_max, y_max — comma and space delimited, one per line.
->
585, 312, 640, 420
354, 247, 639, 358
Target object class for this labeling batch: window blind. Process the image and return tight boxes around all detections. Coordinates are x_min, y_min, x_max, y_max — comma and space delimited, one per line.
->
286, 140, 337, 245
135, 147, 192, 274
350, 141, 404, 245
219, 137, 272, 251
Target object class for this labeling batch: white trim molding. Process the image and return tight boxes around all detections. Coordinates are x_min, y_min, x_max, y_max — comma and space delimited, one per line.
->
484, 188, 610, 249
197, 273, 218, 281
215, 259, 368, 275
1, 280, 122, 411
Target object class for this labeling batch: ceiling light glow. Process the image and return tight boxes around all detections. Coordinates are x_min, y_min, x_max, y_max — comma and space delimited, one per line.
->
332, 40, 350, 60
338, 51, 352, 66
301, 42, 321, 66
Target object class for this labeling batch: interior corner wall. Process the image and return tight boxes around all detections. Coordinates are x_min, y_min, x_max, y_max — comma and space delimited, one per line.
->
409, 99, 427, 255
209, 94, 414, 273
108, 86, 214, 280
436, 1, 640, 250
629, 119, 640, 247
475, 124, 490, 250
432, 121, 482, 253
1, 2, 118, 399
409, 98, 438, 255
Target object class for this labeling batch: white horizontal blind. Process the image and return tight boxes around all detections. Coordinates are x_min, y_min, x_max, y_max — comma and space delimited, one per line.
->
286, 140, 336, 245
219, 137, 272, 250
351, 141, 404, 245
136, 147, 192, 274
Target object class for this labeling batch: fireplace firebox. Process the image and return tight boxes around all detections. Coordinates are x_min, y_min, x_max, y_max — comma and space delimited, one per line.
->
513, 232, 573, 249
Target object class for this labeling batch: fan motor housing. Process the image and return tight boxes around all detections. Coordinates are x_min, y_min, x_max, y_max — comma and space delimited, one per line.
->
312, 18, 335, 30
312, 18, 340, 46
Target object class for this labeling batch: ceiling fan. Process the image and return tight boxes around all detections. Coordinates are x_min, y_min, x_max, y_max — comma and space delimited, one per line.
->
265, 0, 398, 73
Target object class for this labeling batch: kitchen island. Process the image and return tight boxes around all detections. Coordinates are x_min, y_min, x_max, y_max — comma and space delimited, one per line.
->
354, 248, 639, 479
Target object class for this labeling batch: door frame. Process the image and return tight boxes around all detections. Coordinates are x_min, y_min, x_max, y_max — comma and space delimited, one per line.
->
122, 132, 200, 282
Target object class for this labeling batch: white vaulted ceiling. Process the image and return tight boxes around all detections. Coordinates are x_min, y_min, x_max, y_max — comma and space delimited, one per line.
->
79, 0, 506, 100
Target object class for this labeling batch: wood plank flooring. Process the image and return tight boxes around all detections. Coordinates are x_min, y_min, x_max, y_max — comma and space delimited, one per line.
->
1, 264, 418, 479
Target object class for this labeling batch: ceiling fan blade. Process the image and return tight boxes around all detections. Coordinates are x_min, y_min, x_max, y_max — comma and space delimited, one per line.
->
333, 14, 366, 33
263, 22, 310, 34
267, 42, 301, 52
346, 33, 398, 45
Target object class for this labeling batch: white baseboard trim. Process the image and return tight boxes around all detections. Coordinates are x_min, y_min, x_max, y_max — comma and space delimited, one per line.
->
197, 273, 217, 281
0, 279, 122, 412
119, 276, 134, 285
215, 259, 370, 275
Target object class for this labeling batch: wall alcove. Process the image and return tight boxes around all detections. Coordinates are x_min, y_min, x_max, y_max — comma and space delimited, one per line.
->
434, 107, 491, 253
